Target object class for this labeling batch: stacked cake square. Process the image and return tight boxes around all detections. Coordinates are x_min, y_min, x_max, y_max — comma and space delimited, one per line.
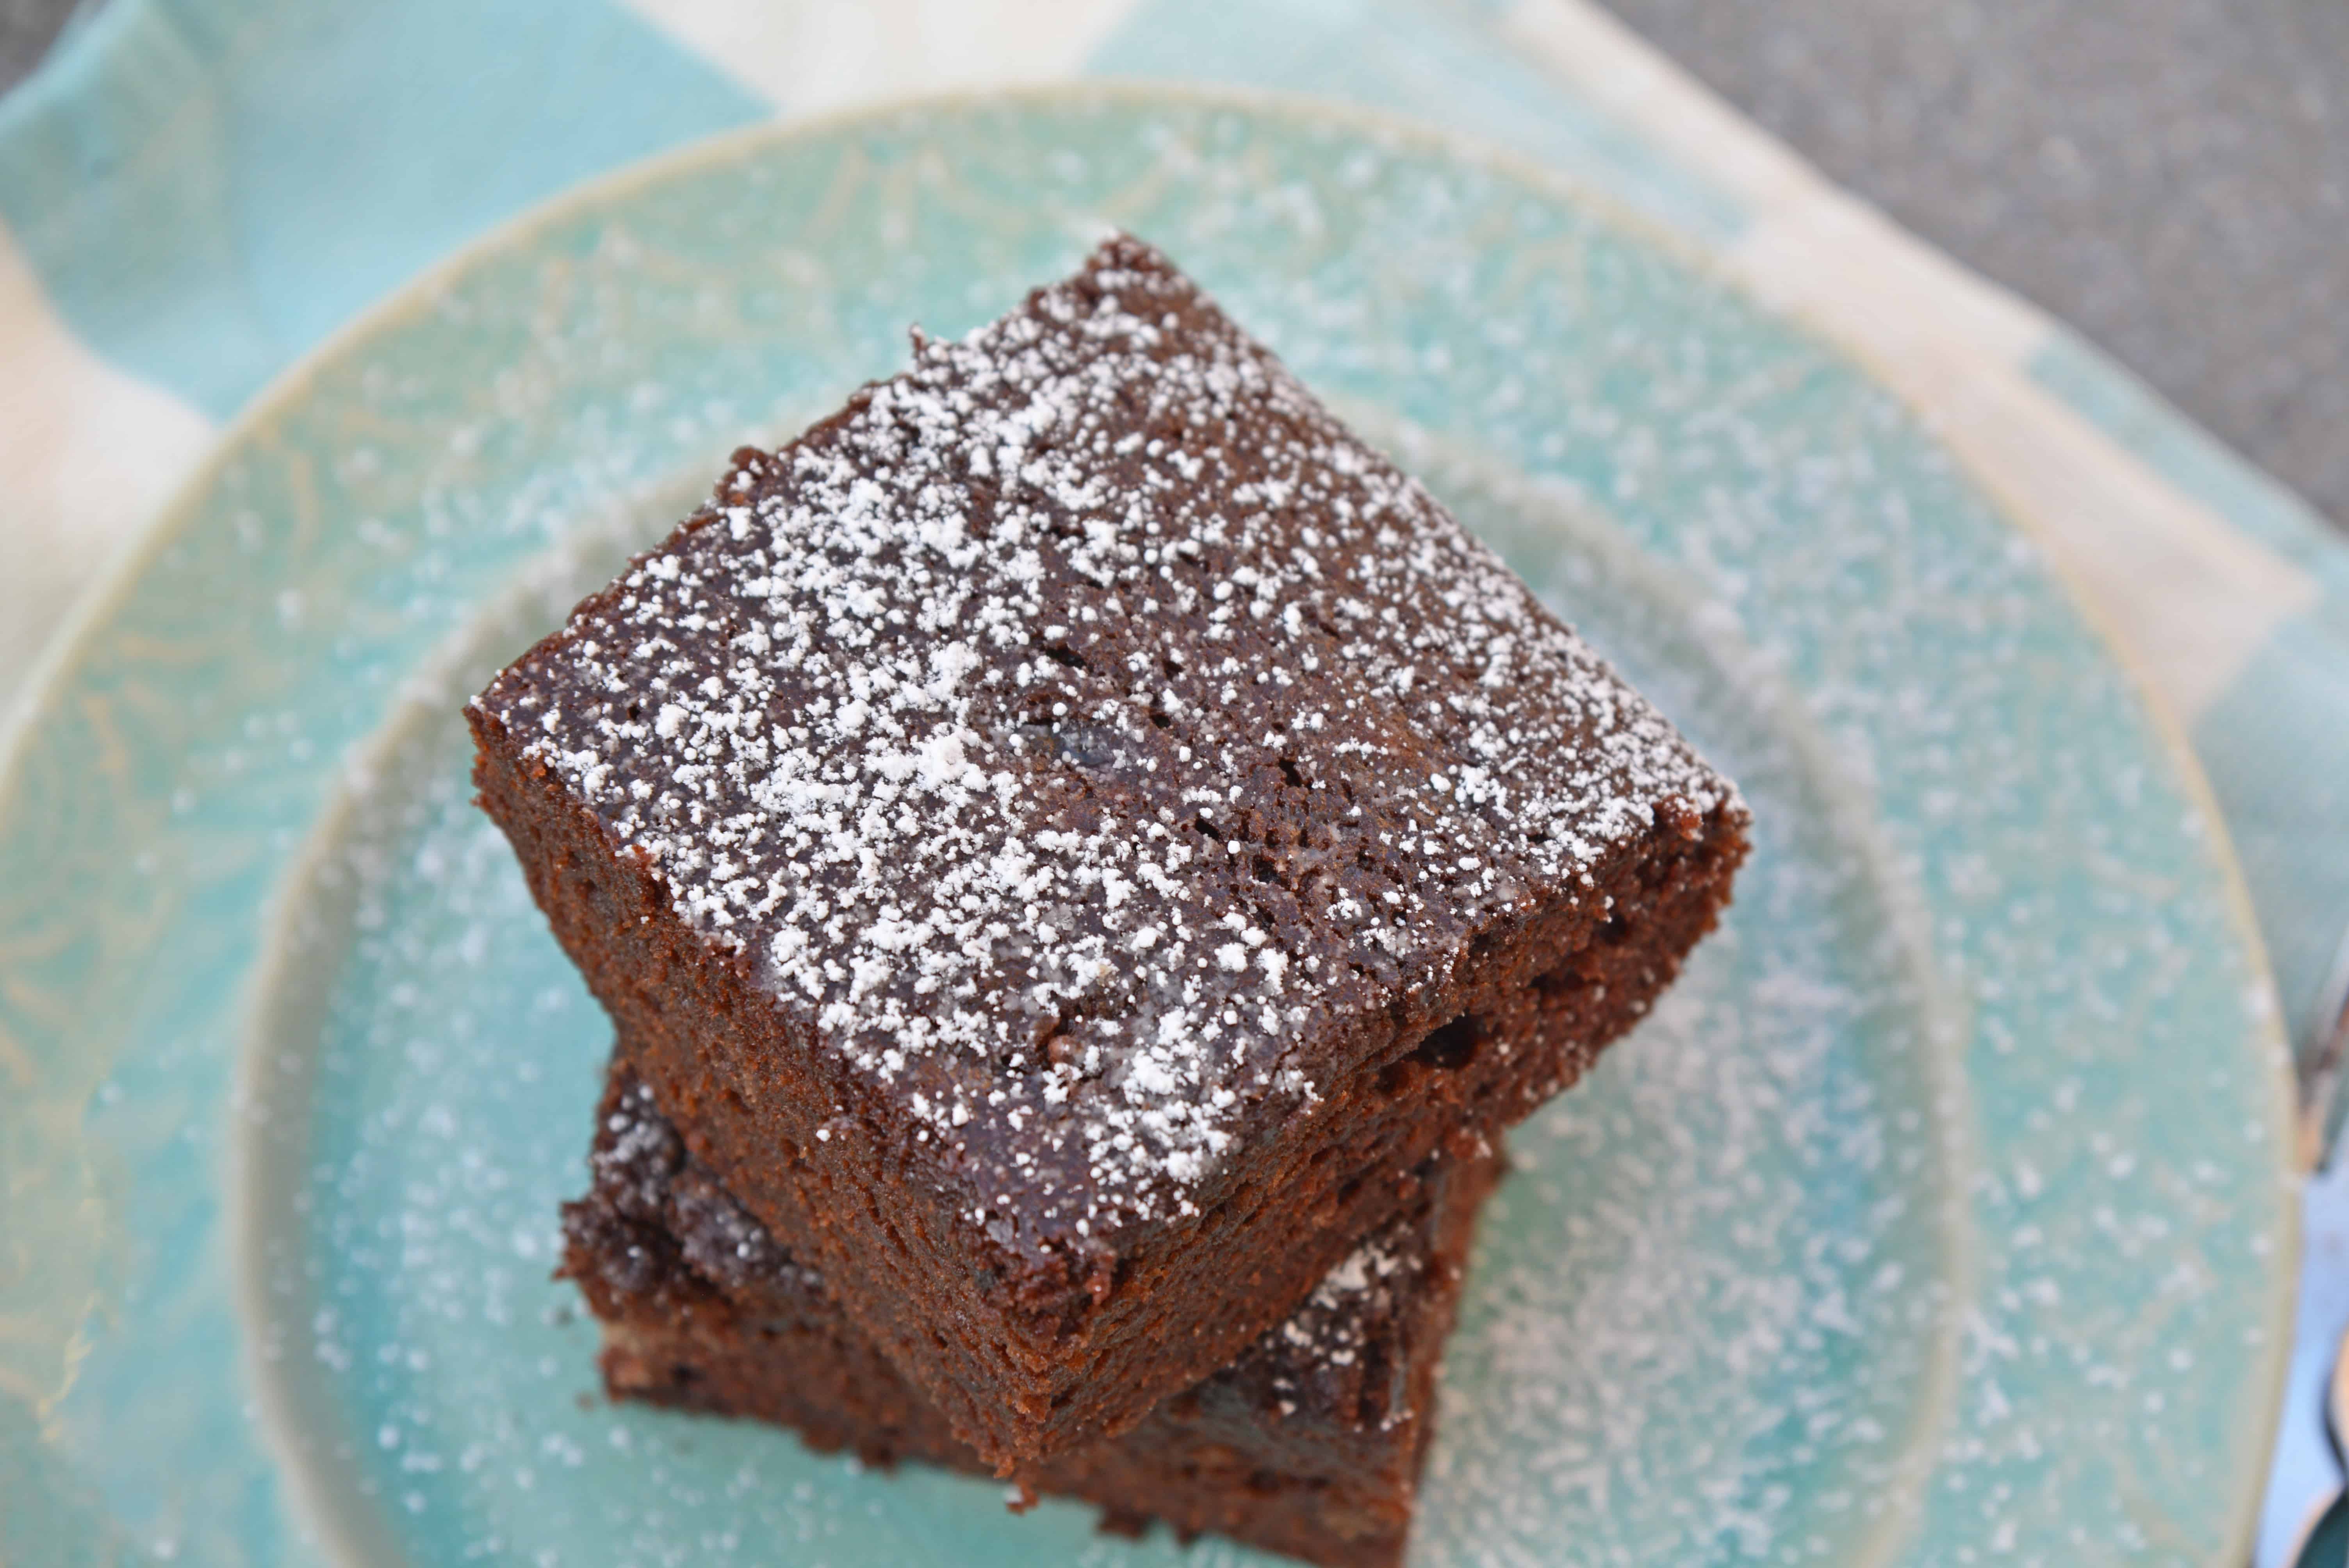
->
472, 237, 1745, 1566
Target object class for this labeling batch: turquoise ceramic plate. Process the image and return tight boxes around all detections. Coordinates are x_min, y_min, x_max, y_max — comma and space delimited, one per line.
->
0, 86, 2296, 1567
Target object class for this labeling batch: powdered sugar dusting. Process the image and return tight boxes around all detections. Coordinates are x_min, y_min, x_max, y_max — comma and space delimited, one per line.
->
476, 236, 1738, 1227
585, 1074, 820, 1296
1268, 1227, 1425, 1424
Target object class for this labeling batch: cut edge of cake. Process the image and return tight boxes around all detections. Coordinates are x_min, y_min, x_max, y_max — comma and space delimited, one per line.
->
563, 1056, 1502, 1568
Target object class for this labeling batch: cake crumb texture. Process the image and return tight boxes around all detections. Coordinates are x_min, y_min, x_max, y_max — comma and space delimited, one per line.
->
476, 234, 1742, 1228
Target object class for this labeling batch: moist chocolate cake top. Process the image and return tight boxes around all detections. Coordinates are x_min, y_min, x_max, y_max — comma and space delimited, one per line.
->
477, 235, 1738, 1231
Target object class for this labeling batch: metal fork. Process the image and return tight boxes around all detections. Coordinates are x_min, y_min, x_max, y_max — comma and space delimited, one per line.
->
2272, 980, 2349, 1568
2284, 1345, 2349, 1566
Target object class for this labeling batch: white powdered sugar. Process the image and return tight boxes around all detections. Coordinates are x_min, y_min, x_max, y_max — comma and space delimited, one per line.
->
476, 237, 1737, 1229
1271, 1231, 1419, 1413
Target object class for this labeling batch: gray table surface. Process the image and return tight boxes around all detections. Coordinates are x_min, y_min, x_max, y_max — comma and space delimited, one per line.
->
4, 0, 2343, 533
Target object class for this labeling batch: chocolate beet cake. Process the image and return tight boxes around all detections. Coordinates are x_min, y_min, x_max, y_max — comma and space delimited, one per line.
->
471, 234, 1747, 1467
565, 1060, 1498, 1568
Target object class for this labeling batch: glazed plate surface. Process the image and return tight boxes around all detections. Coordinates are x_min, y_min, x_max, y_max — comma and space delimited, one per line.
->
0, 87, 2294, 1566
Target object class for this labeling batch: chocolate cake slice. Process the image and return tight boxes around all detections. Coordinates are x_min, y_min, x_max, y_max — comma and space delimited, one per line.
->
565, 1060, 1499, 1568
472, 234, 1747, 1467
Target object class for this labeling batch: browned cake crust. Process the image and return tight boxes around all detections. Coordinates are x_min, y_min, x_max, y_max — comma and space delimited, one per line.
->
565, 1061, 1500, 1568
472, 235, 1747, 1466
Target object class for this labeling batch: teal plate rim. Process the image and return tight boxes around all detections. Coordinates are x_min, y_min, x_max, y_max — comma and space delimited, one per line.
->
0, 80, 2301, 1564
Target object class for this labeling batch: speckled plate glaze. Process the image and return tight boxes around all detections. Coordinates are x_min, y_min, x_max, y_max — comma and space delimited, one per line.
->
0, 87, 2296, 1568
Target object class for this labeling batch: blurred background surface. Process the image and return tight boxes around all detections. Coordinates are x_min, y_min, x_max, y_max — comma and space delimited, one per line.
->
15, 0, 2343, 535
